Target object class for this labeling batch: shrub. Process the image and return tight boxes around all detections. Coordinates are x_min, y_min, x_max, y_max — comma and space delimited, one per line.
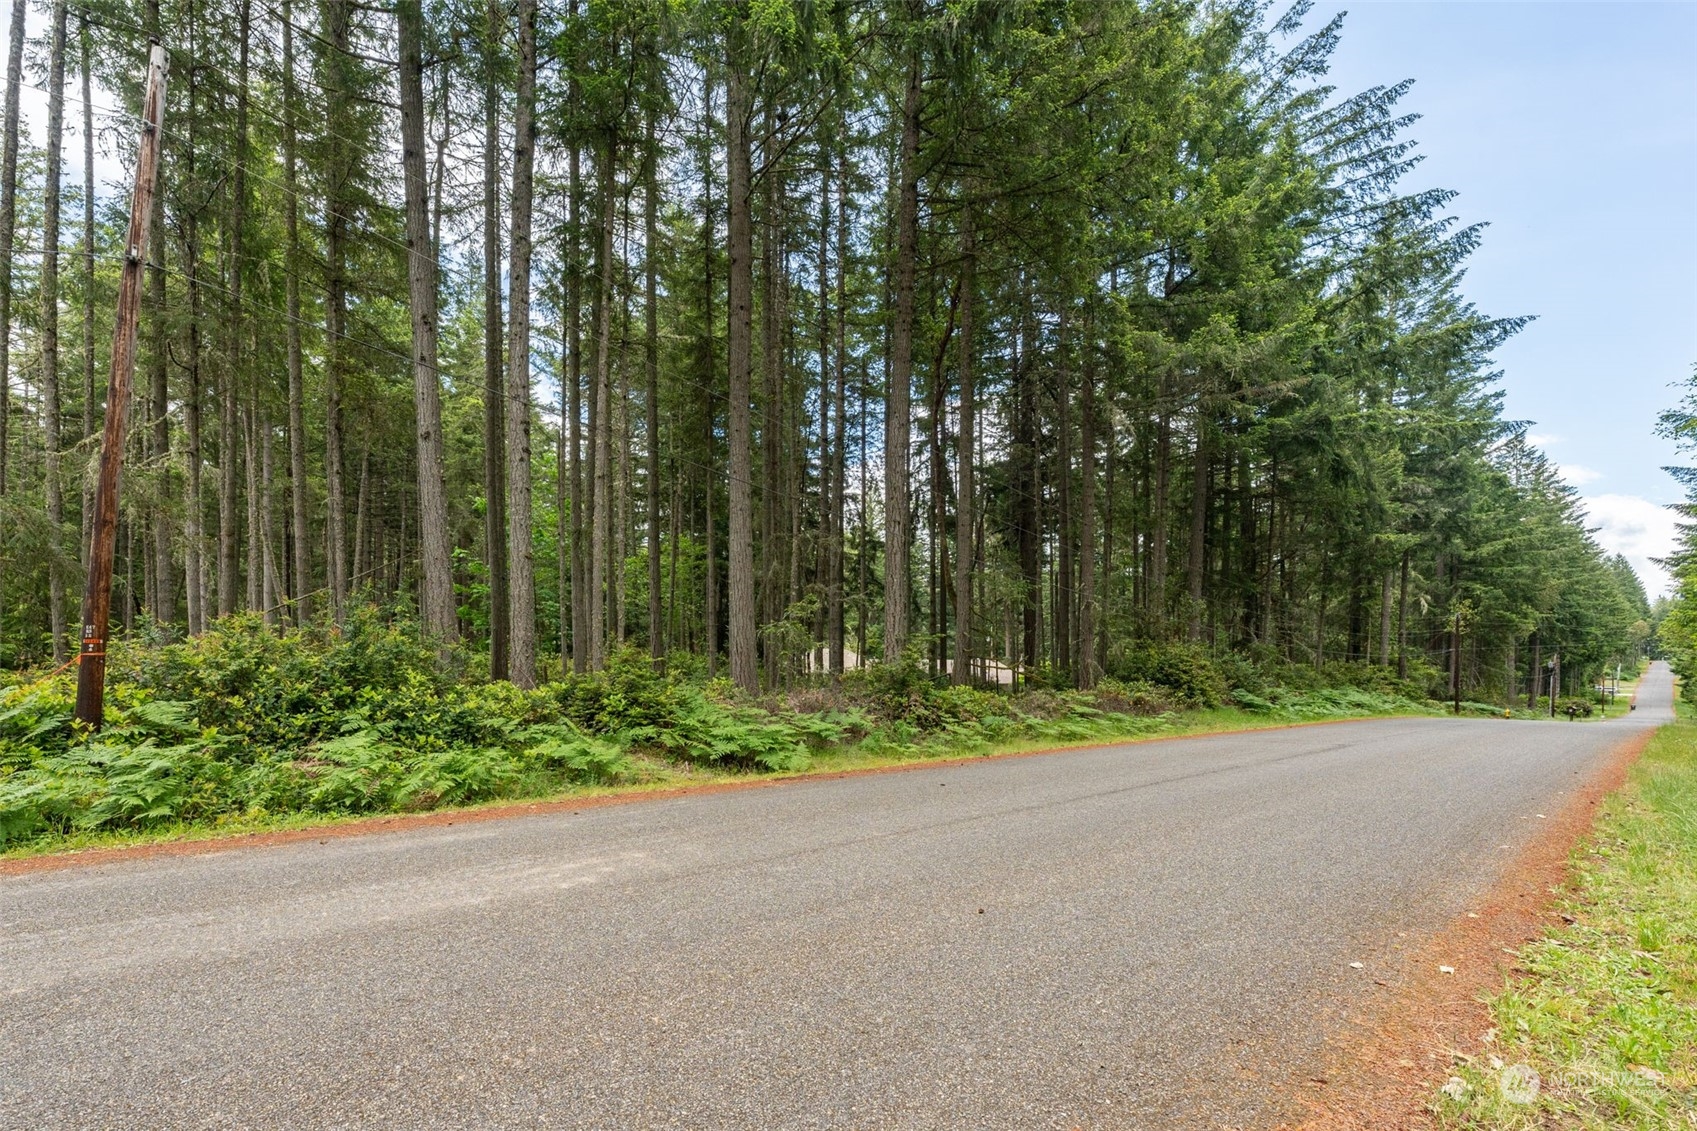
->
101, 609, 463, 749
1019, 665, 1072, 692
1110, 642, 1227, 708
1091, 678, 1180, 717
1211, 652, 1266, 695
867, 650, 946, 726
622, 692, 812, 772
555, 646, 680, 735
1557, 697, 1595, 719
0, 682, 76, 765
1231, 685, 1427, 719
1316, 660, 1430, 700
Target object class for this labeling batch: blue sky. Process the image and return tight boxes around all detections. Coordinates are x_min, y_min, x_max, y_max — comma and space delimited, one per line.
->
1300, 1, 1697, 595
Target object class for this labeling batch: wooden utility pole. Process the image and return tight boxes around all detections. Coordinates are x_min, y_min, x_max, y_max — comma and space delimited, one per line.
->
1528, 630, 1541, 711
1450, 611, 1461, 715
74, 44, 167, 729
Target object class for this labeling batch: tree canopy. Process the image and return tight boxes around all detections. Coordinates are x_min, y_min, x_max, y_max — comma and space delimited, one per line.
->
0, 0, 1648, 702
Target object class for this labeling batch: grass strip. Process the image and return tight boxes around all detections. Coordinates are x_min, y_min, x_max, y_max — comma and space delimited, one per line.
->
1432, 712, 1697, 1128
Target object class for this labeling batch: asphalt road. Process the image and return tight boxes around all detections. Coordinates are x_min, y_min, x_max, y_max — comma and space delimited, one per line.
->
2, 664, 1673, 1130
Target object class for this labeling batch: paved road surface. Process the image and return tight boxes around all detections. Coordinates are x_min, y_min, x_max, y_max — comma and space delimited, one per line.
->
2, 664, 1674, 1129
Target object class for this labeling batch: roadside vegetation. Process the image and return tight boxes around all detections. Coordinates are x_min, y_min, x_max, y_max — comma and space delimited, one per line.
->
1431, 708, 1697, 1130
1, 0, 1658, 863
0, 610, 1456, 856
1426, 365, 1697, 1127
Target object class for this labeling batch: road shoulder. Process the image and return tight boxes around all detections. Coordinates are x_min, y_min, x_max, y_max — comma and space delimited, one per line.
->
1290, 717, 1677, 1130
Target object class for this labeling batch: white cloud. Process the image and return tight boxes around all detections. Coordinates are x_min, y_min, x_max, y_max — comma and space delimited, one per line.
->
1581, 493, 1680, 598
1560, 463, 1603, 486
1526, 432, 1564, 449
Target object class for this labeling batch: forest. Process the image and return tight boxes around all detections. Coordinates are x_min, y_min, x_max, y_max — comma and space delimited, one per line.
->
0, 0, 1651, 709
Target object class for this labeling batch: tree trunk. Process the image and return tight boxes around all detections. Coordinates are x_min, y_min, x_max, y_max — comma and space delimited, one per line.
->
815, 161, 831, 676
261, 412, 280, 624
613, 241, 632, 648
41, 0, 68, 660
0, 0, 20, 641
0, 0, 23, 500
645, 103, 662, 663
78, 13, 95, 570
244, 401, 261, 612
399, 0, 455, 643
1015, 293, 1038, 673
1379, 568, 1393, 665
758, 106, 781, 674
351, 447, 369, 585
1185, 413, 1209, 642
149, 184, 172, 625
282, 0, 310, 624
504, 0, 538, 686
568, 110, 587, 674
883, 46, 921, 664
1151, 409, 1170, 633
1077, 308, 1098, 689
701, 63, 719, 678
828, 143, 848, 676
483, 0, 509, 674
1099, 401, 1116, 672
1529, 631, 1541, 710
951, 201, 975, 685
1055, 327, 1073, 676
725, 16, 757, 692
925, 273, 957, 678
1315, 545, 1328, 668
589, 131, 618, 671
184, 198, 205, 635
181, 4, 207, 631
218, 1, 250, 618
1396, 547, 1410, 679
321, 0, 352, 623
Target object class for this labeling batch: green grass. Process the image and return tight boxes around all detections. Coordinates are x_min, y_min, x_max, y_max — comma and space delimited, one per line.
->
0, 691, 1438, 863
1431, 712, 1697, 1129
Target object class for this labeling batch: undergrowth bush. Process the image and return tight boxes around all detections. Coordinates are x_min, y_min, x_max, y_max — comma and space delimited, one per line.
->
1, 619, 1453, 851
1091, 679, 1182, 717
1110, 642, 1227, 707
1230, 685, 1429, 719
1556, 696, 1595, 719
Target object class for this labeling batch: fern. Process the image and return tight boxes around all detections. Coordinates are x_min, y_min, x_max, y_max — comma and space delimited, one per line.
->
522, 726, 634, 783
396, 748, 521, 808
119, 700, 200, 737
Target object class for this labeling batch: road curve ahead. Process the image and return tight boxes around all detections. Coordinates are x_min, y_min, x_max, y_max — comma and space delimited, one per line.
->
2, 664, 1674, 1130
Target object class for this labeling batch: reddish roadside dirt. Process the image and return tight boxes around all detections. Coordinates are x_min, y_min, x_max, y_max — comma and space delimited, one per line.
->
0, 713, 1377, 878
1282, 723, 1654, 1131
